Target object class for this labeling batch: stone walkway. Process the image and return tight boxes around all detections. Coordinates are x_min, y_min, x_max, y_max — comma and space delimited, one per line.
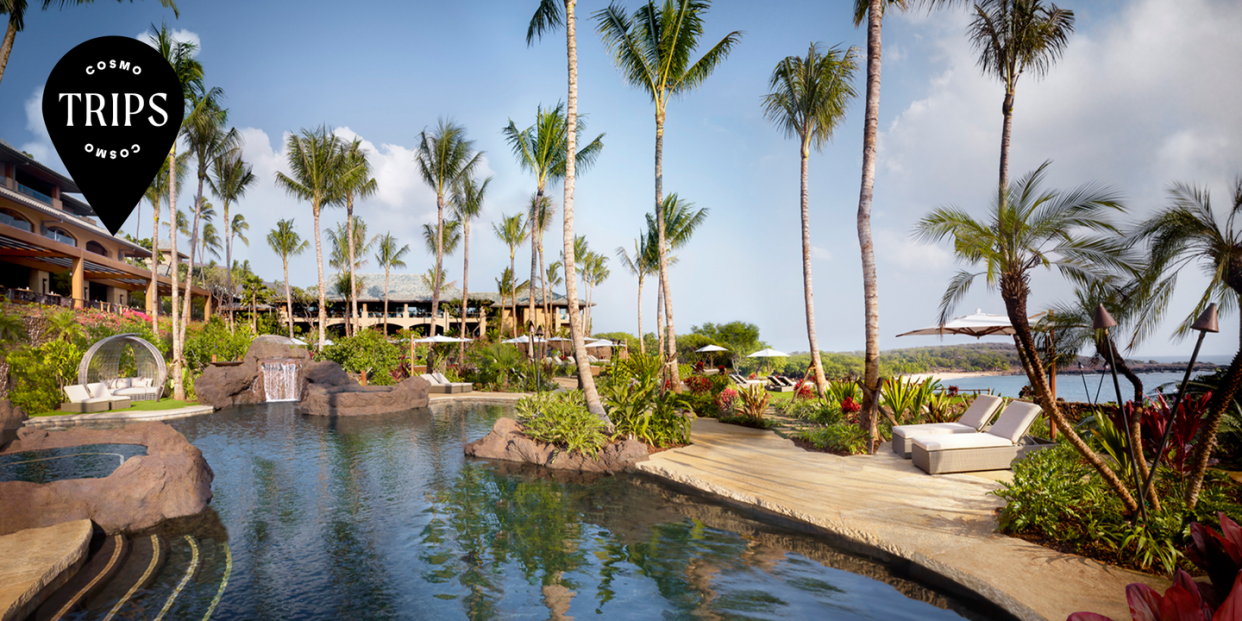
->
24, 405, 214, 428
634, 418, 1167, 621
0, 520, 92, 621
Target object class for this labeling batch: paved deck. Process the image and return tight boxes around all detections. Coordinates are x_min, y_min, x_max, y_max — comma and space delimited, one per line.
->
0, 520, 92, 621
24, 405, 214, 428
634, 418, 1167, 621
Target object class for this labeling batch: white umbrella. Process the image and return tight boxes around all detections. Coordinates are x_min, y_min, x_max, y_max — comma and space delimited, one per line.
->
584, 340, 615, 348
896, 309, 1017, 339
321, 339, 334, 346
501, 335, 546, 344
695, 345, 730, 353
747, 348, 790, 358
415, 335, 463, 344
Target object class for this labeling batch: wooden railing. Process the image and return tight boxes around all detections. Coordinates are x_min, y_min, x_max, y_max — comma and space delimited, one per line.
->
1, 287, 134, 315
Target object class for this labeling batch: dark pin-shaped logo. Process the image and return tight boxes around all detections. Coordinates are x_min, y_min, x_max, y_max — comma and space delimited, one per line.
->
42, 36, 184, 235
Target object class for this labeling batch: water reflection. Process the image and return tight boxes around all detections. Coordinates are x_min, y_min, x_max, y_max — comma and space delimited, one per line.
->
145, 402, 983, 620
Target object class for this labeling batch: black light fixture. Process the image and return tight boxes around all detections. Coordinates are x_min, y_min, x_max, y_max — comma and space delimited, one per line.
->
1094, 303, 1147, 521
1141, 303, 1218, 502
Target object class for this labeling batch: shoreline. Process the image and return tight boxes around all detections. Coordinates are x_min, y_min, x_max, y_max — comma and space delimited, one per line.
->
901, 371, 1017, 382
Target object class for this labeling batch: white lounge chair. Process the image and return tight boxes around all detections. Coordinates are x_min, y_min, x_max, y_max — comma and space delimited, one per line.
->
729, 373, 764, 389
910, 400, 1044, 474
891, 394, 1004, 458
421, 373, 472, 394
60, 384, 130, 413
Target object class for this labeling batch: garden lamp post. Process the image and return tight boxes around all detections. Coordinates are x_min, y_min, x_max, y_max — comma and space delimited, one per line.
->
1140, 303, 1218, 503
1094, 303, 1147, 521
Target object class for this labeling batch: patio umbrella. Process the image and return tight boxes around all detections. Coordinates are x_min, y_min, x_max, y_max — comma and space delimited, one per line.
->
695, 344, 730, 369
501, 335, 547, 344
415, 335, 464, 344
895, 309, 1015, 339
747, 348, 790, 358
584, 340, 614, 348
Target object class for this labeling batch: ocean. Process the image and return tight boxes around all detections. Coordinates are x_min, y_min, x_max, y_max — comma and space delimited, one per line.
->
944, 371, 1200, 402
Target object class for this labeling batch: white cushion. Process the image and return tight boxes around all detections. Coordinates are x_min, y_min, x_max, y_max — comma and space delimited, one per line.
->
988, 401, 1043, 444
420, 373, 441, 385
63, 384, 91, 403
87, 383, 112, 399
914, 433, 1015, 451
113, 387, 147, 396
135, 377, 153, 387
892, 422, 976, 439
432, 372, 451, 384
958, 394, 1004, 430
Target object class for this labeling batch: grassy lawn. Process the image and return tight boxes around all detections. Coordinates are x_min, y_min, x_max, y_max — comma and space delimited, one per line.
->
32, 399, 200, 418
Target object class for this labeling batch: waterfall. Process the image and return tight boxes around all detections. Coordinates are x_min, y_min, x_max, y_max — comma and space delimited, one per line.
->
261, 360, 300, 402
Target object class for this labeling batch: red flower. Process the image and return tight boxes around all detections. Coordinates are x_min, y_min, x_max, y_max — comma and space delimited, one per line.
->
841, 397, 861, 414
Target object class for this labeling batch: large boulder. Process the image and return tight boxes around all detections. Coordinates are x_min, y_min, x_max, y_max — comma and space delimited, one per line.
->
194, 336, 319, 409
464, 417, 649, 474
0, 400, 27, 451
0, 422, 214, 536
296, 375, 430, 417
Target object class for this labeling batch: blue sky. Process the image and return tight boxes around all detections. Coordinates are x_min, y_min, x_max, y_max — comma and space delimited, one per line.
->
3, 0, 1240, 358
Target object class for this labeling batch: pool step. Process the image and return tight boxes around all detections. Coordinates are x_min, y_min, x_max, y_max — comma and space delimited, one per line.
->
32, 533, 128, 621
82, 533, 168, 616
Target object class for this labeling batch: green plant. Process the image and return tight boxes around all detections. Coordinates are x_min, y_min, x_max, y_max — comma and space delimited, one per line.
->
796, 424, 867, 455
880, 376, 937, 422
602, 352, 692, 447
736, 385, 770, 419
515, 390, 609, 457
776, 398, 843, 425
825, 378, 861, 405
6, 345, 64, 413
319, 329, 401, 385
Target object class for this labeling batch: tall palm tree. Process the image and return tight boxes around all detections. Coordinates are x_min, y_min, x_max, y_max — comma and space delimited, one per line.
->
1133, 178, 1242, 509
275, 126, 345, 349
916, 162, 1139, 514
374, 233, 410, 336
415, 119, 482, 338
0, 0, 177, 88
421, 220, 462, 257
328, 218, 374, 309
616, 236, 653, 355
335, 138, 378, 337
526, 193, 556, 338
495, 267, 530, 336
144, 151, 188, 333
853, 0, 967, 452
502, 102, 604, 343
529, 0, 609, 419
594, 0, 741, 387
451, 175, 490, 356
762, 43, 860, 397
580, 251, 609, 335
266, 219, 309, 338
968, 0, 1074, 193
208, 148, 256, 333
645, 194, 707, 355
493, 213, 528, 338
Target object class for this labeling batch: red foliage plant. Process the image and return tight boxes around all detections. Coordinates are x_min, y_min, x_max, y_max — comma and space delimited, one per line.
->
794, 380, 815, 401
685, 376, 713, 395
841, 397, 861, 414
1139, 392, 1213, 475
715, 388, 737, 413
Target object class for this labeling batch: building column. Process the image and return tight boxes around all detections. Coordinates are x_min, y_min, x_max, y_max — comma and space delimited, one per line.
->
204, 292, 212, 321
71, 257, 84, 309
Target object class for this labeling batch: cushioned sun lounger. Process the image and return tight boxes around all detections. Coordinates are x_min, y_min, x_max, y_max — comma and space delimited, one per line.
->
910, 400, 1043, 474
765, 376, 794, 392
432, 372, 472, 394
891, 394, 1004, 458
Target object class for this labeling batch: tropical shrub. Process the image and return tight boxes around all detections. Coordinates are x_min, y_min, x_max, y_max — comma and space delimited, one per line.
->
736, 385, 769, 419
515, 390, 609, 456
796, 424, 868, 455
318, 329, 402, 385
6, 345, 68, 413
714, 387, 738, 414
716, 412, 778, 430
465, 343, 524, 388
184, 318, 255, 371
826, 379, 861, 406
776, 398, 843, 425
602, 353, 692, 447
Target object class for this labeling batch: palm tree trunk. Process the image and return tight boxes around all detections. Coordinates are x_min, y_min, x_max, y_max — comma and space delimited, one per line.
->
857, 0, 884, 453
562, 0, 607, 420
177, 176, 206, 373
0, 15, 17, 90
150, 196, 160, 334
225, 203, 233, 333
384, 266, 391, 336
637, 272, 644, 356
656, 279, 664, 356
509, 253, 516, 339
1001, 273, 1140, 514
654, 112, 680, 387
999, 90, 1014, 195
431, 195, 444, 338
1185, 315, 1242, 508
169, 147, 184, 400
313, 203, 326, 349
284, 258, 293, 338
347, 201, 358, 338
800, 143, 829, 396
459, 219, 470, 361
529, 190, 542, 357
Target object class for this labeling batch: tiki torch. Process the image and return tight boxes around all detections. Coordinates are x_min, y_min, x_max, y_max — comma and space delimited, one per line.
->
1094, 304, 1147, 521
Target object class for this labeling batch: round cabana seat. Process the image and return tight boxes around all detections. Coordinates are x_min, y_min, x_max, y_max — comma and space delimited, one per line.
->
76, 334, 167, 403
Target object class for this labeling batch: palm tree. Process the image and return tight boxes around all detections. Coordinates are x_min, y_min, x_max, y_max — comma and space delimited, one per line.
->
525, 193, 556, 339
762, 43, 860, 397
328, 218, 375, 310
916, 163, 1140, 514
228, 213, 249, 311
266, 219, 309, 338
335, 138, 378, 337
1133, 178, 1242, 509
143, 151, 188, 333
374, 233, 410, 336
530, 0, 609, 417
495, 267, 529, 334
502, 102, 605, 344
853, 0, 967, 452
208, 147, 256, 333
594, 0, 741, 387
616, 236, 653, 354
450, 175, 490, 356
645, 194, 707, 355
493, 213, 528, 339
0, 0, 177, 88
580, 251, 609, 334
415, 119, 482, 338
968, 0, 1074, 193
241, 274, 269, 334
421, 220, 462, 257
275, 126, 345, 349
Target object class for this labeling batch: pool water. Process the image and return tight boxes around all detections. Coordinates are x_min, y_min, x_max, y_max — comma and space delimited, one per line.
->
66, 403, 989, 620
0, 443, 146, 483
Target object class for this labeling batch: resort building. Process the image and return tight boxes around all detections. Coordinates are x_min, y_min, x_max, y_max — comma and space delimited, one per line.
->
0, 139, 211, 315
282, 273, 589, 337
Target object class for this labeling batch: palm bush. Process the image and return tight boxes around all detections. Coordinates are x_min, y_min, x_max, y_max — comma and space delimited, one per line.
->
515, 390, 609, 456
601, 352, 692, 447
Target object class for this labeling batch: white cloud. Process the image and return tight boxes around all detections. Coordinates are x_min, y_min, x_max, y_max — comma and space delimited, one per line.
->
19, 86, 64, 174
134, 28, 201, 54
810, 245, 832, 261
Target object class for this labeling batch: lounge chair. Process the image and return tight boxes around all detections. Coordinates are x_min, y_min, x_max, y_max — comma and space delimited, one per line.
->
890, 394, 1004, 458
420, 373, 472, 394
60, 384, 131, 413
910, 400, 1044, 474
765, 375, 794, 392
729, 373, 764, 389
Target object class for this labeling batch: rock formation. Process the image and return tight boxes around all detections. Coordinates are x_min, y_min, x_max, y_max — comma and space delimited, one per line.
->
464, 418, 649, 474
0, 400, 26, 451
296, 375, 430, 417
0, 422, 214, 536
194, 336, 312, 409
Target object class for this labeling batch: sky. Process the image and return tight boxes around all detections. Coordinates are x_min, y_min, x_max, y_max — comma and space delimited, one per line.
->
2, 0, 1240, 358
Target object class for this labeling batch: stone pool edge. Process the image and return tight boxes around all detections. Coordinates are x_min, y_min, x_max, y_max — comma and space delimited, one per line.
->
24, 405, 215, 428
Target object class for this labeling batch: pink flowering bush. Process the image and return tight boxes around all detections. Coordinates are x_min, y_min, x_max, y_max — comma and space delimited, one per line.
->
715, 387, 738, 414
